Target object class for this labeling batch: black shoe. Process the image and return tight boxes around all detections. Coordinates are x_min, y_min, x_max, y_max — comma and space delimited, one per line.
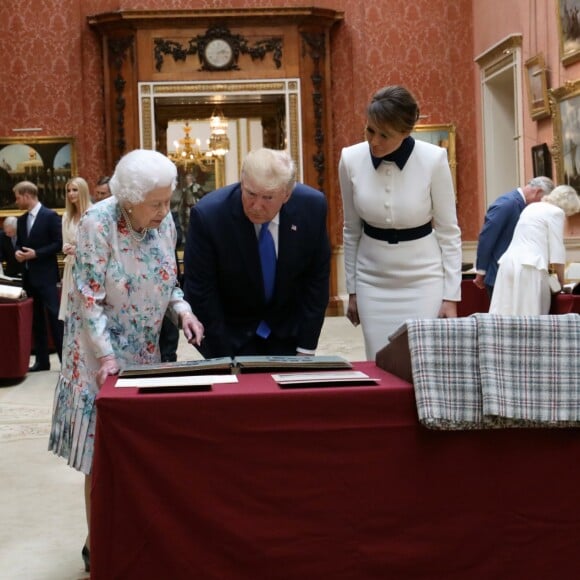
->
82, 544, 90, 572
28, 362, 50, 372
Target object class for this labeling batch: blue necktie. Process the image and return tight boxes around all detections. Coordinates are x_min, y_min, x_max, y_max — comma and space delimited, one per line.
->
257, 222, 276, 340
258, 222, 276, 302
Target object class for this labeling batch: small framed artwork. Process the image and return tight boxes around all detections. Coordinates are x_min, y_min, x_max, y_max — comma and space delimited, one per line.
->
531, 143, 552, 178
524, 54, 550, 120
549, 79, 580, 188
0, 136, 76, 216
411, 124, 457, 194
556, 0, 580, 66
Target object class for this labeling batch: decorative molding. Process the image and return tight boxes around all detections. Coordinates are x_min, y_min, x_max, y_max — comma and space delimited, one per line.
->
154, 26, 282, 72
108, 35, 134, 158
301, 31, 326, 192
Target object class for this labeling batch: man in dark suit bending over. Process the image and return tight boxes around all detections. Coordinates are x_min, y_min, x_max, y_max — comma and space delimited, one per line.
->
14, 180, 63, 371
184, 148, 330, 358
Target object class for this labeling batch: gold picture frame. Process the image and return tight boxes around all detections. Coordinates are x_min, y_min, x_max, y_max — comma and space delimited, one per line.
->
411, 124, 457, 194
524, 54, 550, 120
556, 0, 580, 66
0, 136, 76, 217
549, 79, 580, 188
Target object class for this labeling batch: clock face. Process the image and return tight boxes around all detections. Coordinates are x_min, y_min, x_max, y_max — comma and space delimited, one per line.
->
204, 38, 233, 69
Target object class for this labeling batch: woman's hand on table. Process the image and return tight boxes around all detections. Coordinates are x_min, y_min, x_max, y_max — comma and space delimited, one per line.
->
97, 354, 120, 387
181, 312, 204, 346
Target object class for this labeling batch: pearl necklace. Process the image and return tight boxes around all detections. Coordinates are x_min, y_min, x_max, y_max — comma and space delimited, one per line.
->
120, 205, 148, 242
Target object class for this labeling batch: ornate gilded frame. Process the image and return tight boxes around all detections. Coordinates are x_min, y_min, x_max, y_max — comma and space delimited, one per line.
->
0, 136, 76, 217
556, 0, 580, 66
411, 124, 457, 194
524, 54, 550, 120
549, 79, 580, 187
138, 79, 302, 187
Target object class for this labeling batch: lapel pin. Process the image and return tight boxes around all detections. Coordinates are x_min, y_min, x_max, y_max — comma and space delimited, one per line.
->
291, 224, 297, 231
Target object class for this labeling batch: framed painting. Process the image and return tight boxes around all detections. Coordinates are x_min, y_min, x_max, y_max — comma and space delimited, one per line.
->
549, 79, 580, 187
531, 143, 552, 178
524, 54, 550, 120
556, 0, 580, 66
411, 124, 457, 194
0, 136, 76, 216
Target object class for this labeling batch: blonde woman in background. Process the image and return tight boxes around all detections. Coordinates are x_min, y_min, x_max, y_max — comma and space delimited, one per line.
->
58, 177, 92, 320
490, 184, 580, 315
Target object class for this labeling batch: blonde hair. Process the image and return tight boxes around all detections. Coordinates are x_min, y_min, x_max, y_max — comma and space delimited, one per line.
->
240, 148, 296, 193
64, 177, 91, 220
543, 184, 580, 217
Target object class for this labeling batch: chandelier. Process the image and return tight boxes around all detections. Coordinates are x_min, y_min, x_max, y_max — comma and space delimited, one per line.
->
168, 121, 206, 167
208, 111, 230, 157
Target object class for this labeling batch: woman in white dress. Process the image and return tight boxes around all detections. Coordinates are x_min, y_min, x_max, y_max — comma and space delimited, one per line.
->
339, 85, 462, 359
58, 177, 91, 320
489, 184, 580, 315
48, 150, 205, 572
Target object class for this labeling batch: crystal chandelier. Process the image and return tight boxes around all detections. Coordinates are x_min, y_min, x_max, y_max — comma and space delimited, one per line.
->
208, 111, 230, 157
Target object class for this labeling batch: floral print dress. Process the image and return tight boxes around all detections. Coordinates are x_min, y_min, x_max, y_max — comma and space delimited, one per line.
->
48, 196, 191, 474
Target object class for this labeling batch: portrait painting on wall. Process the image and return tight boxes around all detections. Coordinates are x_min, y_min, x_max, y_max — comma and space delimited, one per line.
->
524, 54, 550, 120
531, 143, 552, 179
557, 0, 580, 66
0, 137, 76, 216
550, 79, 580, 189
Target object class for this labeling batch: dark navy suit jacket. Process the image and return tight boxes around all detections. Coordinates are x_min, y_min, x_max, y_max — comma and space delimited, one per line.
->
16, 205, 62, 289
0, 231, 21, 277
184, 182, 330, 358
475, 189, 526, 288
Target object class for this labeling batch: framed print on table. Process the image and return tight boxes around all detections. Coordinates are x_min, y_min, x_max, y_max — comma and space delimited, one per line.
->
556, 0, 580, 66
0, 136, 76, 216
411, 124, 457, 194
525, 54, 550, 120
549, 79, 580, 188
531, 143, 552, 178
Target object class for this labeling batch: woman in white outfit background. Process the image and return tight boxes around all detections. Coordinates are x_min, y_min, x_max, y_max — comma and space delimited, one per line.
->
339, 85, 462, 359
489, 184, 580, 315
58, 177, 92, 320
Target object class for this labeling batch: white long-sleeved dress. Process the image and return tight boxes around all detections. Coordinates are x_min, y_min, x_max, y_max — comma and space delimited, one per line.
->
58, 212, 79, 320
339, 140, 462, 359
489, 202, 566, 315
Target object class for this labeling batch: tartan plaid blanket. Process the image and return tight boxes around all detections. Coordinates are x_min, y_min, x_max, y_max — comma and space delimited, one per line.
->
401, 313, 580, 430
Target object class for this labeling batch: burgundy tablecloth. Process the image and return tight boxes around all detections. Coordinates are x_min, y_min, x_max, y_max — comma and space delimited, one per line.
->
459, 279, 580, 315
0, 298, 33, 379
91, 362, 580, 580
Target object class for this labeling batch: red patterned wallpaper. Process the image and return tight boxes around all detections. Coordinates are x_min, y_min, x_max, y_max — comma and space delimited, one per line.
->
0, 0, 477, 237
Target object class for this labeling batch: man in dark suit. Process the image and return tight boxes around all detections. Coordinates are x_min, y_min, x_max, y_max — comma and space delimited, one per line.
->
474, 176, 554, 297
14, 180, 63, 371
184, 148, 330, 358
0, 216, 21, 277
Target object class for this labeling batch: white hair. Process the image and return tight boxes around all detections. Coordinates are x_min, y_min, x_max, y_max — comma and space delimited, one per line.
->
109, 149, 177, 204
3, 216, 17, 229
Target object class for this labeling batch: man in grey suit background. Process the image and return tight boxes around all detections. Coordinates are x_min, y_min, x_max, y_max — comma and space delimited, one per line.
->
14, 180, 63, 371
474, 176, 554, 298
184, 148, 330, 358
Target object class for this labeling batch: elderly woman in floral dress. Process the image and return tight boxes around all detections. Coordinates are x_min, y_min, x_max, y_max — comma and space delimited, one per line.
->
48, 149, 204, 572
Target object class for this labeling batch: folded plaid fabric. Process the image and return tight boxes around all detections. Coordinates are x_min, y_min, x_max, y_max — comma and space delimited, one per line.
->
404, 318, 483, 429
475, 313, 580, 426
403, 313, 580, 430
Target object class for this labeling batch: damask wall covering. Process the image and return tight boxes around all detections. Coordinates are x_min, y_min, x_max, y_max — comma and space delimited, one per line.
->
0, 0, 508, 242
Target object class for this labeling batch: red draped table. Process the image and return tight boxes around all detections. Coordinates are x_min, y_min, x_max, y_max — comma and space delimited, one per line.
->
0, 298, 33, 379
459, 278, 580, 315
92, 362, 580, 580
